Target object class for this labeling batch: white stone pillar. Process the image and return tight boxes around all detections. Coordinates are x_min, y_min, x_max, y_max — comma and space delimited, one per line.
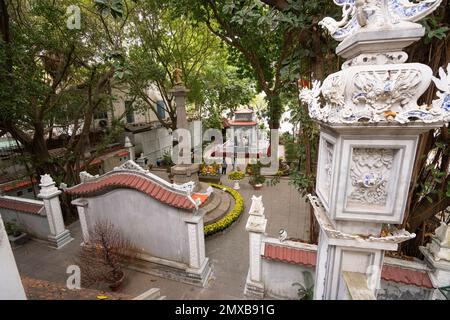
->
71, 199, 90, 245
0, 215, 26, 300
184, 215, 206, 270
38, 174, 73, 249
244, 195, 267, 298
183, 212, 211, 287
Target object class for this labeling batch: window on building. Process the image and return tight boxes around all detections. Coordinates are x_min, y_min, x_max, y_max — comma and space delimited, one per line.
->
125, 100, 135, 124
156, 100, 166, 119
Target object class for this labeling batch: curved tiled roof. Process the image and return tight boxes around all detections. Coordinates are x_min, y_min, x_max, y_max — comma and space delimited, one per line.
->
381, 265, 433, 289
66, 172, 196, 211
263, 243, 317, 267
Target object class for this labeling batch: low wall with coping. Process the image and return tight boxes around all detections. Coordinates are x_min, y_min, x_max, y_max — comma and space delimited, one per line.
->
252, 235, 435, 300
0, 196, 50, 240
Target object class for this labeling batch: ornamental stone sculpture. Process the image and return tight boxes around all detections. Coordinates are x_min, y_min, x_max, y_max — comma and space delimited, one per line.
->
301, 0, 446, 300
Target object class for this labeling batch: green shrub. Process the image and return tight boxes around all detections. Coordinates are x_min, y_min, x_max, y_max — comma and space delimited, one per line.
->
204, 184, 244, 236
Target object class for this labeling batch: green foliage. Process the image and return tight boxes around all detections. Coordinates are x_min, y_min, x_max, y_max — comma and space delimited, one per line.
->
284, 140, 299, 165
248, 161, 266, 186
94, 0, 126, 18
162, 151, 174, 167
5, 221, 22, 237
292, 271, 314, 300
204, 184, 244, 236
228, 171, 245, 181
125, 1, 255, 129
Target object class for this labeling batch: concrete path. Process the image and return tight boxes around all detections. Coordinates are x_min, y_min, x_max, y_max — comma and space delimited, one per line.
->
12, 177, 310, 300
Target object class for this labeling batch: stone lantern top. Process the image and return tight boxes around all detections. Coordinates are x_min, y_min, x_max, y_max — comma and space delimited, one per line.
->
299, 0, 450, 126
320, 0, 442, 58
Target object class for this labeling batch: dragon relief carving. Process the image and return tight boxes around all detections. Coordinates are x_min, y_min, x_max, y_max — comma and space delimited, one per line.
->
347, 148, 395, 206
323, 141, 334, 193
352, 69, 422, 115
432, 63, 450, 122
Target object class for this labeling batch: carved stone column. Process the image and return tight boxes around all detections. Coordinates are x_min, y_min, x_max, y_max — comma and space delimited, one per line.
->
183, 212, 211, 287
244, 196, 267, 298
300, 0, 448, 300
38, 174, 73, 249
71, 198, 90, 245
124, 136, 135, 161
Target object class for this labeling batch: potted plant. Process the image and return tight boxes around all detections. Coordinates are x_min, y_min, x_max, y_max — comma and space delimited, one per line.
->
77, 220, 137, 292
199, 162, 222, 184
228, 170, 245, 190
5, 221, 28, 247
247, 161, 266, 190
249, 174, 266, 190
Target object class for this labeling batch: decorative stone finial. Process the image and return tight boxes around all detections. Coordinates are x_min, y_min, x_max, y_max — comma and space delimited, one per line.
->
38, 174, 61, 199
124, 136, 133, 148
249, 195, 264, 216
279, 229, 288, 242
40, 174, 55, 187
79, 171, 96, 183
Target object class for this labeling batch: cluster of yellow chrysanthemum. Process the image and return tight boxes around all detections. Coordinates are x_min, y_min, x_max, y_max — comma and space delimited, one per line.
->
204, 184, 244, 237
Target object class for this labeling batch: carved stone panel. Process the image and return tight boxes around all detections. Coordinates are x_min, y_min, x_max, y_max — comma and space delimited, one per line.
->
331, 136, 417, 224
316, 132, 337, 212
346, 148, 395, 211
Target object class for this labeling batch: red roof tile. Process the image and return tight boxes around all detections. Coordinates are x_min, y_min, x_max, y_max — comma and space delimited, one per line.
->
0, 178, 38, 192
381, 265, 433, 289
0, 197, 44, 215
66, 173, 195, 211
116, 151, 129, 157
263, 243, 317, 267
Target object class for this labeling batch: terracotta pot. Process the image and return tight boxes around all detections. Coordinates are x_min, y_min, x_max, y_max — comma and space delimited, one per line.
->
108, 271, 125, 292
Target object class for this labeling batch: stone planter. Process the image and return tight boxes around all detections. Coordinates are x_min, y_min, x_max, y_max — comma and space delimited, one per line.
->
252, 184, 263, 190
233, 181, 241, 190
8, 233, 29, 248
108, 270, 125, 292
199, 174, 222, 184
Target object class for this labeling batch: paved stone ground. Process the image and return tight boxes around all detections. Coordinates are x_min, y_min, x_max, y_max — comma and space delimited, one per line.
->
13, 176, 310, 300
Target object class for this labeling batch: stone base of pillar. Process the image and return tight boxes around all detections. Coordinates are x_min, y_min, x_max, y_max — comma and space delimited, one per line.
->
129, 255, 212, 288
244, 272, 265, 298
47, 229, 73, 249
171, 164, 200, 192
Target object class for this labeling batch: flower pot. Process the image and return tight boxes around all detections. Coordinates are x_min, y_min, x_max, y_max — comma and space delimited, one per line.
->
108, 271, 125, 292
253, 184, 263, 190
233, 181, 240, 190
8, 232, 29, 248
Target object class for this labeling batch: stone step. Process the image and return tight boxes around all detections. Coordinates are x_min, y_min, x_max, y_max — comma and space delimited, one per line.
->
201, 192, 221, 214
204, 190, 234, 226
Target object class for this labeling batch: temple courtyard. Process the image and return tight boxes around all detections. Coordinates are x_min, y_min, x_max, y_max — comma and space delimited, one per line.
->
12, 175, 310, 300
